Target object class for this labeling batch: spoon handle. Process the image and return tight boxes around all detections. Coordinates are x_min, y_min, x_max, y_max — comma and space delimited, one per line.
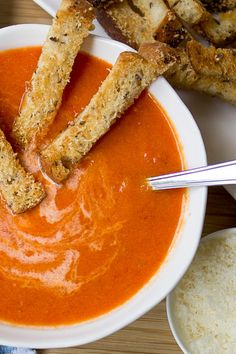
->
147, 160, 236, 190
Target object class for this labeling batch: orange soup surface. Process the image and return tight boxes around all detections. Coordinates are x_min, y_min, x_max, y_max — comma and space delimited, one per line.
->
0, 47, 184, 326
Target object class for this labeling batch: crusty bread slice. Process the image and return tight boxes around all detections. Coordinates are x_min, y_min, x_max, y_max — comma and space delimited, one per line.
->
187, 40, 236, 81
40, 46, 176, 183
95, 0, 188, 49
126, 0, 187, 47
165, 47, 236, 106
0, 129, 45, 213
153, 8, 189, 47
12, 0, 94, 149
193, 75, 236, 106
139, 43, 236, 105
201, 0, 236, 12
140, 43, 199, 87
166, 48, 198, 86
96, 0, 155, 49
167, 0, 209, 25
199, 8, 236, 45
138, 41, 178, 69
89, 0, 120, 8
131, 0, 170, 29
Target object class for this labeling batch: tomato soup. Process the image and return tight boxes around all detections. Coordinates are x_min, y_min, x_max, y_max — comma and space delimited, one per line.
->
0, 47, 184, 326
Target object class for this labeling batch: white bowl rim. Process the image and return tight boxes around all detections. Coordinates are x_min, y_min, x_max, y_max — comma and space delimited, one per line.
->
0, 24, 207, 348
166, 227, 236, 354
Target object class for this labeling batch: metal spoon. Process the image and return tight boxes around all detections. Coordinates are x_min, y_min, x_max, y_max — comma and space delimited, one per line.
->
147, 160, 236, 190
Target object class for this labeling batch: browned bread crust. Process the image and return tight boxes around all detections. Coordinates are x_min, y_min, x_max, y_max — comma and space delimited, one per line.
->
187, 40, 236, 81
167, 0, 236, 46
201, 0, 236, 12
40, 45, 176, 183
95, 6, 140, 48
0, 129, 45, 213
165, 47, 236, 105
89, 0, 120, 8
167, 0, 209, 25
138, 41, 178, 68
94, 0, 189, 49
199, 8, 236, 45
154, 10, 189, 47
95, 0, 156, 49
12, 0, 94, 149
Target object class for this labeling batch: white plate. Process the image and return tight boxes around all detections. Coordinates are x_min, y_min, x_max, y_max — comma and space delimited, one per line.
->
33, 0, 236, 199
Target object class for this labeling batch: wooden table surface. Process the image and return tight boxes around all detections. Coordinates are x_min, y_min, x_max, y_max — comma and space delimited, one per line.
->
1, 1, 236, 353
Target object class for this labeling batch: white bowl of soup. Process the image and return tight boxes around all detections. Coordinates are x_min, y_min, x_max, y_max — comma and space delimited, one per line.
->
0, 24, 207, 348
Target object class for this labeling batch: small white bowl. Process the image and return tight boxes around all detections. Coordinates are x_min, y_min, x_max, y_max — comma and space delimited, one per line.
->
167, 228, 236, 354
0, 24, 207, 348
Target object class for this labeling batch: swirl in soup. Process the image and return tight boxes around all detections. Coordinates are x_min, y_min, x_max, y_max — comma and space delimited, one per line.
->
0, 47, 184, 325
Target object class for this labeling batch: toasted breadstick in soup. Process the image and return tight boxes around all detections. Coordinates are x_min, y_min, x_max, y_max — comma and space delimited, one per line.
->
95, 0, 189, 49
0, 129, 45, 213
40, 45, 177, 183
12, 0, 94, 149
187, 40, 236, 81
138, 41, 178, 68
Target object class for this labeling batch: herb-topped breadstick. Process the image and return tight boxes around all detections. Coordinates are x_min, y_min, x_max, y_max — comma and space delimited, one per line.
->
0, 129, 45, 213
40, 43, 177, 183
12, 0, 94, 149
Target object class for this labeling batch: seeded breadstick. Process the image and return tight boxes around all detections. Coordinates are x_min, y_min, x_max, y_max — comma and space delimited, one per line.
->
41, 45, 177, 183
95, 0, 188, 49
187, 40, 236, 82
199, 8, 236, 45
165, 47, 236, 106
95, 0, 157, 49
12, 0, 94, 149
0, 129, 45, 213
139, 43, 236, 105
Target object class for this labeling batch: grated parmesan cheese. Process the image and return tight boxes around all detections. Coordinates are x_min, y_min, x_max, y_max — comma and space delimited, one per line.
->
171, 231, 236, 354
